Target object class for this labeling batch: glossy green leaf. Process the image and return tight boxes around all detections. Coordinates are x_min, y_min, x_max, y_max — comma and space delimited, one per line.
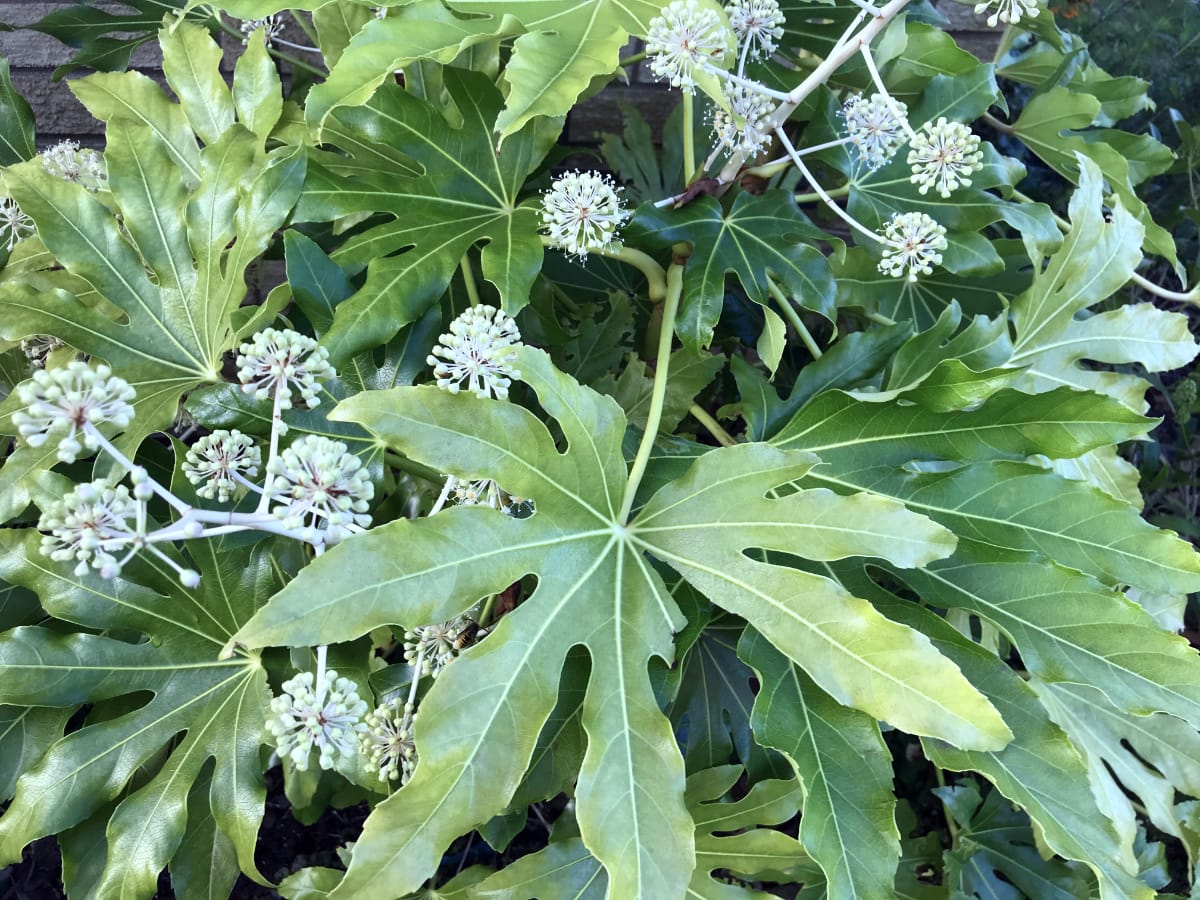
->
1011, 86, 1178, 267
627, 192, 836, 352
295, 69, 557, 363
0, 512, 285, 894
1008, 157, 1197, 411
0, 57, 35, 166
740, 630, 900, 900
233, 346, 1006, 899
939, 782, 1092, 900
685, 765, 808, 892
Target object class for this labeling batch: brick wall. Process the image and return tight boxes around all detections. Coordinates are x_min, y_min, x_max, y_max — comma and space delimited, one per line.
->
1, 1, 999, 148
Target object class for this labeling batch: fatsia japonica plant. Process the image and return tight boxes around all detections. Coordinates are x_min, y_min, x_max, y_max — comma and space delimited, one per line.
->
1, 0, 1200, 895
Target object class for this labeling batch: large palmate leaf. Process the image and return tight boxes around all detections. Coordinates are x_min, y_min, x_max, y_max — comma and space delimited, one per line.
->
1011, 87, 1178, 268
1007, 157, 1197, 412
0, 474, 291, 897
859, 572, 1160, 900
295, 68, 557, 364
739, 629, 900, 900
0, 21, 298, 488
627, 191, 836, 352
204, 0, 671, 138
232, 346, 1008, 899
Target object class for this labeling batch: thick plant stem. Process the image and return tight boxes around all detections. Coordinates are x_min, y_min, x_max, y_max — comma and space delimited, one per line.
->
460, 254, 481, 307
683, 92, 697, 185
768, 280, 823, 358
541, 236, 667, 301
689, 403, 736, 447
619, 263, 683, 524
385, 451, 444, 483
794, 182, 851, 205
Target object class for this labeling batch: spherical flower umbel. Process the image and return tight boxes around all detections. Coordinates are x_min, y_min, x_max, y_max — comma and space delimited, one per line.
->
404, 615, 485, 678
183, 430, 261, 502
1, 197, 35, 251
842, 93, 910, 170
268, 435, 373, 545
20, 335, 65, 370
726, 0, 785, 60
360, 700, 418, 783
646, 0, 732, 91
908, 118, 984, 198
877, 212, 948, 282
427, 304, 523, 400
973, 0, 1039, 28
712, 83, 777, 157
12, 361, 136, 463
40, 141, 107, 192
266, 669, 368, 771
236, 328, 335, 413
240, 15, 285, 46
540, 171, 627, 260
38, 480, 138, 578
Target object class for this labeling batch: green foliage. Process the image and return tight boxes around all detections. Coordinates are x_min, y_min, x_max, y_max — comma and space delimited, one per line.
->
2, 0, 1200, 897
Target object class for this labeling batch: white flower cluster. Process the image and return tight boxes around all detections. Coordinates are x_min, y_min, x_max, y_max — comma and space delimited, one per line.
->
13, 361, 136, 462
842, 93, 910, 170
712, 83, 776, 157
236, 327, 335, 413
240, 15, 285, 46
266, 670, 368, 771
40, 141, 107, 192
877, 212, 948, 282
268, 435, 373, 545
428, 304, 523, 400
360, 700, 418, 783
726, 0, 784, 60
451, 478, 533, 517
183, 430, 261, 502
38, 480, 138, 578
908, 118, 984, 198
646, 0, 732, 91
540, 171, 627, 260
974, 0, 1039, 28
20, 335, 65, 370
1, 197, 34, 251
404, 614, 485, 678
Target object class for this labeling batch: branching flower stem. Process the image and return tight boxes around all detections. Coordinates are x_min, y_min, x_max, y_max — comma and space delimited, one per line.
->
714, 0, 914, 187
256, 385, 287, 514
619, 262, 683, 524
776, 128, 885, 245
539, 235, 667, 301
859, 45, 918, 141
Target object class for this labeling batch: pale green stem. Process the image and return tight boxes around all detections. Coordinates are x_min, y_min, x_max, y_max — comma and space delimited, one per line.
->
683, 92, 697, 184
478, 594, 497, 627
619, 50, 646, 68
255, 385, 286, 514
859, 43, 918, 141
768, 280, 823, 358
619, 263, 683, 523
384, 451, 444, 483
935, 767, 961, 845
777, 128, 885, 245
541, 236, 667, 300
689, 403, 736, 447
981, 111, 1014, 135
794, 182, 851, 205
868, 310, 897, 326
460, 253, 481, 307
